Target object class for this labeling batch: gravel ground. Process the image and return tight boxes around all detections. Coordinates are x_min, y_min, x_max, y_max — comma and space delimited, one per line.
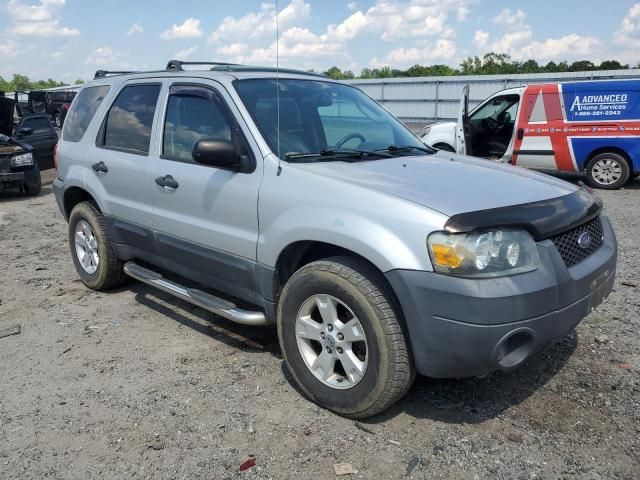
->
0, 170, 639, 480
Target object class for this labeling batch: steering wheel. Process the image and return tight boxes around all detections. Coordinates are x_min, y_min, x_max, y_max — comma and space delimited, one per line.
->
483, 116, 502, 132
335, 132, 366, 148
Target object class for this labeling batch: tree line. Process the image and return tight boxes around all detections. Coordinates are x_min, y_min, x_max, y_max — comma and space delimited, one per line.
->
320, 53, 634, 80
0, 74, 84, 93
1, 52, 635, 88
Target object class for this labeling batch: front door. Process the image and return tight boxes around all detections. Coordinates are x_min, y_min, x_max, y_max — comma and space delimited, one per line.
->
149, 81, 262, 295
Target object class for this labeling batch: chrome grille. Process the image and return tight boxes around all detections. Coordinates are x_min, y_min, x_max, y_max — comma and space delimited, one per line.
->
549, 216, 604, 268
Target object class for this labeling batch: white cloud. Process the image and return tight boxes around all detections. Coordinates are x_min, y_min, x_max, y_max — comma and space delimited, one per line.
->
347, 1, 358, 11
325, 0, 469, 42
457, 6, 470, 22
160, 18, 203, 40
86, 47, 119, 66
0, 40, 19, 57
7, 0, 79, 37
486, 8, 601, 62
474, 30, 489, 48
513, 34, 601, 61
373, 38, 456, 68
209, 0, 310, 43
216, 43, 249, 56
174, 46, 198, 60
492, 8, 527, 30
127, 23, 143, 35
615, 3, 640, 47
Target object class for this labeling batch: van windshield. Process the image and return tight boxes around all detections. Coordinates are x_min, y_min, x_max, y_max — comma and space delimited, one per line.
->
234, 78, 424, 161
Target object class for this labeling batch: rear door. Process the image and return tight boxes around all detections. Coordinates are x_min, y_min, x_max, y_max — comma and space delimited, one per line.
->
90, 81, 162, 230
455, 85, 470, 155
148, 80, 262, 295
15, 115, 58, 170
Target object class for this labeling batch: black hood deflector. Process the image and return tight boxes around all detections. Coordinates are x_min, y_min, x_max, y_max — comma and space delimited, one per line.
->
444, 188, 602, 240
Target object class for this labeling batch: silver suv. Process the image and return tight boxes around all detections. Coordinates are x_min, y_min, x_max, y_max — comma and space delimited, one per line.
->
53, 61, 617, 418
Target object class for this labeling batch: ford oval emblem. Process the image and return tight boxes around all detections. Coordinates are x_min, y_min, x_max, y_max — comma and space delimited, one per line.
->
577, 232, 592, 249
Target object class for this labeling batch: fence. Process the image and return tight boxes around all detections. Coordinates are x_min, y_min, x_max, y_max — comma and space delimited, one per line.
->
346, 69, 640, 124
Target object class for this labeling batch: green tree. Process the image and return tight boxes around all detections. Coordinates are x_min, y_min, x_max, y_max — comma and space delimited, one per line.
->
74, 79, 85, 85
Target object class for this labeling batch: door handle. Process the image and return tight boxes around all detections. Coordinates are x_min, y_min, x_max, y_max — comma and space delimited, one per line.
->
155, 175, 179, 189
92, 161, 108, 173
517, 128, 524, 140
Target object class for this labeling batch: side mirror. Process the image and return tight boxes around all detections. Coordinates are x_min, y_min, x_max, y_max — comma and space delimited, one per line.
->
192, 139, 252, 172
18, 127, 33, 136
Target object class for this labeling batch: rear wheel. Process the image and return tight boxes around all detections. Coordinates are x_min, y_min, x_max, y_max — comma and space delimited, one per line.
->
54, 112, 62, 129
586, 152, 630, 189
277, 257, 414, 418
68, 201, 126, 290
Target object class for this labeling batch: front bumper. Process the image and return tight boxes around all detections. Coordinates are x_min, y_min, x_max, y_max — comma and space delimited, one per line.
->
0, 170, 25, 181
386, 215, 617, 378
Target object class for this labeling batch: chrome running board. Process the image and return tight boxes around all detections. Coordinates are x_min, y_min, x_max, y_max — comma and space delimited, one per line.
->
123, 261, 269, 326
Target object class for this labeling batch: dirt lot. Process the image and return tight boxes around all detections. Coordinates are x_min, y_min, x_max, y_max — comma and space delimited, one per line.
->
1, 170, 639, 480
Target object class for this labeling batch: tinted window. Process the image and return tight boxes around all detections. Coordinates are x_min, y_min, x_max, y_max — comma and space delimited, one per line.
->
163, 88, 233, 162
102, 84, 160, 154
63, 85, 110, 142
22, 116, 51, 134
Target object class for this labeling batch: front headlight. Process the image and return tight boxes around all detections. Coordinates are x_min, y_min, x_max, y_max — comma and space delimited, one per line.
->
11, 153, 34, 167
427, 229, 540, 277
422, 126, 432, 136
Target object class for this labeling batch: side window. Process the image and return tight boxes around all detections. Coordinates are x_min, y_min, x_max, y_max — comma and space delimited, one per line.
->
100, 84, 161, 155
22, 116, 51, 134
63, 85, 110, 142
162, 86, 234, 162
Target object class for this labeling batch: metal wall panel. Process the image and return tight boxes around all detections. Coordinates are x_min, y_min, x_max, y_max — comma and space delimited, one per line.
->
347, 69, 640, 122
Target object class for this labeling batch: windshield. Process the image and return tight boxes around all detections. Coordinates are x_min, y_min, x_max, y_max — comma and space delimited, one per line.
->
234, 78, 424, 160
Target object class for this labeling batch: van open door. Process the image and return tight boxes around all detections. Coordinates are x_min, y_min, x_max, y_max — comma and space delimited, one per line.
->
0, 95, 15, 137
456, 85, 470, 155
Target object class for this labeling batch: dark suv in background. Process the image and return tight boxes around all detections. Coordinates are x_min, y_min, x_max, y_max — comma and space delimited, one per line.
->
15, 89, 76, 128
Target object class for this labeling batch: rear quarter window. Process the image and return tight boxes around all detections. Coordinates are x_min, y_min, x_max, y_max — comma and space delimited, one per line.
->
63, 85, 110, 142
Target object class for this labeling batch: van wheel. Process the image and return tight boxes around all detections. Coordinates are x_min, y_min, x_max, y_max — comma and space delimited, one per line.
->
277, 257, 414, 419
54, 113, 62, 129
586, 152, 630, 189
68, 201, 126, 290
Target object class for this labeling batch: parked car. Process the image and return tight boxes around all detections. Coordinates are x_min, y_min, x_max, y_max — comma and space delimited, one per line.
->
0, 134, 41, 195
422, 79, 640, 189
15, 89, 76, 128
53, 61, 617, 418
12, 114, 58, 171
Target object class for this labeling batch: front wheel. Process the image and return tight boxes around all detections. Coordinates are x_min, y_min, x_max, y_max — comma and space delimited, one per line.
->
277, 257, 414, 418
68, 201, 126, 290
586, 152, 630, 189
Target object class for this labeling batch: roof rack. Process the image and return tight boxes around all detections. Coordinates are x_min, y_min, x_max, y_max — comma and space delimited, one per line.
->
209, 64, 326, 78
94, 70, 140, 79
165, 60, 239, 72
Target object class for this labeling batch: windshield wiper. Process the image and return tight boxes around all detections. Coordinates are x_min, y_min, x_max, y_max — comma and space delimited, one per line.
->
377, 144, 437, 155
285, 148, 392, 161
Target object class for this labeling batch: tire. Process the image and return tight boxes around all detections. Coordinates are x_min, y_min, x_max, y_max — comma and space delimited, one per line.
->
54, 113, 62, 129
434, 143, 455, 152
68, 201, 126, 290
22, 164, 41, 196
277, 256, 414, 418
585, 152, 630, 190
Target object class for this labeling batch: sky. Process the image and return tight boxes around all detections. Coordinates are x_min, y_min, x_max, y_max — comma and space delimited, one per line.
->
1, 0, 640, 82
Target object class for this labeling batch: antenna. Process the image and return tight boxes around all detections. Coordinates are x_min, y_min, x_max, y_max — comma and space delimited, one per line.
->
276, 0, 282, 176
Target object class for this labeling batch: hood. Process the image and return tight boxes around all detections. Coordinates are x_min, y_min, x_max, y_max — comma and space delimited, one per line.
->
294, 152, 577, 217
